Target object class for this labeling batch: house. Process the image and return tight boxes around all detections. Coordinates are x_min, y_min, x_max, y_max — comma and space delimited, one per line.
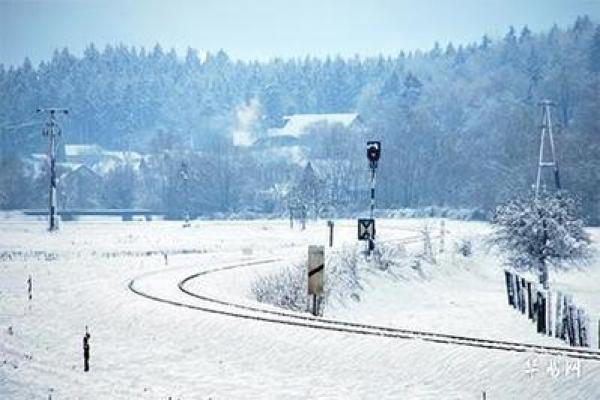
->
59, 164, 104, 209
254, 113, 363, 148
64, 144, 104, 166
64, 144, 143, 174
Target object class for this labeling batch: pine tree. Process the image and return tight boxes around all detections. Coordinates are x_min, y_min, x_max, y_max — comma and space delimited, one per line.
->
590, 25, 600, 73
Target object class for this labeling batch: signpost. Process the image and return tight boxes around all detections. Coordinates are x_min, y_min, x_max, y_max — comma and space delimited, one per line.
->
308, 245, 324, 316
358, 218, 375, 241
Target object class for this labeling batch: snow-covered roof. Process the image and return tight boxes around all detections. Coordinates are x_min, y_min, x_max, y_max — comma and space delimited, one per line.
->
64, 144, 103, 157
103, 150, 142, 161
60, 162, 84, 172
268, 113, 360, 138
59, 163, 102, 181
31, 153, 46, 160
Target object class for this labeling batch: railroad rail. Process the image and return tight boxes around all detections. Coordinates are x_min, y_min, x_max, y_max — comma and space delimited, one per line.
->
129, 257, 600, 362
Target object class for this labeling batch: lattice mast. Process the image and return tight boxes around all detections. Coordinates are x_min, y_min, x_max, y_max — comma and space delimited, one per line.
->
534, 100, 560, 198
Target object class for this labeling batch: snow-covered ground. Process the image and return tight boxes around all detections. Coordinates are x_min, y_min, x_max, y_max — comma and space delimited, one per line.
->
1, 218, 599, 399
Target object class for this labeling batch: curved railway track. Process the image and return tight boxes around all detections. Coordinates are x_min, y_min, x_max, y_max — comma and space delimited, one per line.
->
128, 255, 600, 362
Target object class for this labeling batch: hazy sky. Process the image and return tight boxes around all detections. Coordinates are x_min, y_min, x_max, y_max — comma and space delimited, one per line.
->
1, 0, 599, 67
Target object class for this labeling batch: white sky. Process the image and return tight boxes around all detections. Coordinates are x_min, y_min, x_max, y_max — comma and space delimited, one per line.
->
1, 0, 599, 67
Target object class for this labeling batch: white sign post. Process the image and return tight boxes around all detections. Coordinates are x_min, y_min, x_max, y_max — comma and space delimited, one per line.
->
308, 245, 324, 316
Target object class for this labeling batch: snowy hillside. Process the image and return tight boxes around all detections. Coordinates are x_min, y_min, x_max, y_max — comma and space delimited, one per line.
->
1, 218, 599, 399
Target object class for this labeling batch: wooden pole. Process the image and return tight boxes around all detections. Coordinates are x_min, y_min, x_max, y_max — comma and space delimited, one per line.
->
527, 281, 533, 319
547, 290, 552, 336
520, 277, 526, 315
555, 291, 562, 339
504, 271, 514, 307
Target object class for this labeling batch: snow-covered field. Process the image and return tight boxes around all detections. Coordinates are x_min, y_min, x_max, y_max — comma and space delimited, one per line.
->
1, 217, 599, 399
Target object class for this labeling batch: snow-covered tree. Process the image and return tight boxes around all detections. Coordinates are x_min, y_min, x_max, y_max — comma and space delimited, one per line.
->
491, 190, 591, 278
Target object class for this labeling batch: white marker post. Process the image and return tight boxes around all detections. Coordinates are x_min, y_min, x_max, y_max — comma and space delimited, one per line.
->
439, 219, 446, 254
308, 245, 324, 316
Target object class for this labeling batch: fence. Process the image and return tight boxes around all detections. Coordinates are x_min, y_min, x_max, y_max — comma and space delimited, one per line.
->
504, 270, 593, 348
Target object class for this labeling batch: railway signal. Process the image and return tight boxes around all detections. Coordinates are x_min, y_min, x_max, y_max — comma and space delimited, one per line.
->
359, 141, 381, 254
366, 140, 380, 219
37, 108, 68, 231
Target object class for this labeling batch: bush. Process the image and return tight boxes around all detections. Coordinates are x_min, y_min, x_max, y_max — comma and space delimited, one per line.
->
250, 241, 408, 313
250, 263, 308, 311
455, 239, 473, 257
491, 190, 591, 271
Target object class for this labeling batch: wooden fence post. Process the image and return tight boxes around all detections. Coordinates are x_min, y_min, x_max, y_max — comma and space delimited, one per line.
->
504, 271, 514, 307
520, 277, 526, 315
547, 290, 553, 336
555, 291, 563, 339
527, 281, 534, 320
515, 274, 521, 311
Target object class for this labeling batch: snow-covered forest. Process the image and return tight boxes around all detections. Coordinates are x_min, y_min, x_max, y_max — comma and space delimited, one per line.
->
1, 16, 599, 223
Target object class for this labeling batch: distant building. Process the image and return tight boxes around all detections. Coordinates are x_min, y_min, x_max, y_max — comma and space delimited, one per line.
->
64, 144, 104, 166
254, 113, 363, 148
59, 164, 104, 209
249, 113, 364, 170
64, 144, 143, 174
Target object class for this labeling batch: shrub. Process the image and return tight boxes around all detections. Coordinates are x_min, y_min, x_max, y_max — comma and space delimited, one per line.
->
491, 190, 591, 272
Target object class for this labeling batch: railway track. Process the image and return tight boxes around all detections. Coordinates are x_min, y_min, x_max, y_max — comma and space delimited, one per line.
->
129, 256, 600, 362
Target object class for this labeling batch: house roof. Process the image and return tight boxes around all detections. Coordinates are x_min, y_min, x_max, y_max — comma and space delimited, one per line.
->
64, 144, 103, 157
268, 113, 360, 138
103, 150, 142, 161
59, 163, 102, 182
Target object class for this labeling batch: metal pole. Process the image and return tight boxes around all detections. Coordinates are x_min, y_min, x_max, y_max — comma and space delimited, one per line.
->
48, 121, 58, 231
370, 167, 376, 219
545, 103, 560, 190
535, 111, 545, 199
535, 100, 560, 198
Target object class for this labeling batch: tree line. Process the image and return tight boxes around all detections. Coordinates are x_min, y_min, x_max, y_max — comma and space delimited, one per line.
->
0, 16, 599, 224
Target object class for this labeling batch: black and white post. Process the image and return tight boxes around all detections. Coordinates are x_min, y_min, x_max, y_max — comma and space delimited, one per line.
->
308, 245, 325, 316
37, 108, 68, 231
366, 141, 381, 252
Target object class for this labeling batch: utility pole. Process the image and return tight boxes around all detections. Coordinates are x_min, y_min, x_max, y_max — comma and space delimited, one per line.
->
37, 108, 68, 231
535, 100, 560, 199
533, 100, 560, 289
